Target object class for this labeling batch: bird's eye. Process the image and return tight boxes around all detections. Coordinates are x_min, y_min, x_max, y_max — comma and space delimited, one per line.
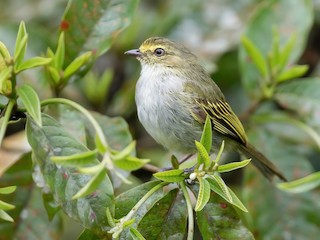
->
154, 48, 165, 57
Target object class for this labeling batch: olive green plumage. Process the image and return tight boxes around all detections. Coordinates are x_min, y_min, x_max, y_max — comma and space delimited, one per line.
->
126, 37, 286, 181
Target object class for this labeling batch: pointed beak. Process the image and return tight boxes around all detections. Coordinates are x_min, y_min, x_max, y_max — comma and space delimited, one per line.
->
124, 49, 142, 57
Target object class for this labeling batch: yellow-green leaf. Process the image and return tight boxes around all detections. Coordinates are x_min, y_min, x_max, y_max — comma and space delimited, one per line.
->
153, 169, 185, 183
195, 178, 211, 211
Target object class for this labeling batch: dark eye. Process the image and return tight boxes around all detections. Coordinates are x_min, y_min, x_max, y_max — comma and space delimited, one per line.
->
154, 48, 165, 57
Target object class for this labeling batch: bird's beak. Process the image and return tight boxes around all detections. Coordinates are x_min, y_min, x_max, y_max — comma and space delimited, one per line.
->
124, 49, 142, 57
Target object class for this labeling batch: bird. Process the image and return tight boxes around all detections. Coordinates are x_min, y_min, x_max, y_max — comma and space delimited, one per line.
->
125, 37, 286, 181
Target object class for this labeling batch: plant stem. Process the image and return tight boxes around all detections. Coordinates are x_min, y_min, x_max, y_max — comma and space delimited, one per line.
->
0, 99, 15, 146
238, 98, 264, 122
180, 182, 194, 240
41, 98, 108, 148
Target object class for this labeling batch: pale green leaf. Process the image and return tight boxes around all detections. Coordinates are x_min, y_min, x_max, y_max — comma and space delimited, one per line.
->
114, 156, 150, 171
153, 169, 185, 183
16, 57, 52, 73
0, 200, 15, 211
241, 36, 268, 77
277, 171, 320, 193
277, 65, 308, 82
195, 178, 211, 211
195, 141, 211, 167
0, 41, 11, 59
217, 159, 251, 173
0, 186, 17, 194
72, 168, 107, 199
0, 209, 14, 222
51, 149, 98, 166
64, 51, 92, 80
54, 32, 65, 70
17, 85, 42, 127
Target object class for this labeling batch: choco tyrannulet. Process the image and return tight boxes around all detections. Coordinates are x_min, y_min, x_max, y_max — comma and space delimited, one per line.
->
125, 37, 286, 181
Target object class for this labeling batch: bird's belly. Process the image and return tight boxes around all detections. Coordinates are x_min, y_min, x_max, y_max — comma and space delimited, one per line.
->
136, 90, 202, 154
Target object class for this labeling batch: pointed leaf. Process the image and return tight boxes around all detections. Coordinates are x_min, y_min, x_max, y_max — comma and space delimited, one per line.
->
195, 178, 211, 211
277, 171, 320, 193
200, 115, 212, 152
210, 175, 232, 203
241, 35, 268, 77
17, 57, 52, 73
14, 22, 27, 66
112, 141, 136, 161
153, 169, 185, 183
64, 51, 92, 80
277, 65, 309, 82
0, 41, 11, 59
54, 32, 65, 70
51, 149, 98, 166
113, 156, 150, 171
217, 159, 251, 173
130, 228, 146, 240
0, 67, 12, 90
195, 141, 211, 167
0, 209, 14, 222
206, 177, 248, 212
17, 85, 42, 127
0, 186, 17, 194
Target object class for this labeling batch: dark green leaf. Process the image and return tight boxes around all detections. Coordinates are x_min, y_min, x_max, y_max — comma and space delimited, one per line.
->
62, 0, 139, 65
153, 169, 185, 183
137, 188, 187, 240
26, 114, 114, 235
78, 229, 102, 240
17, 85, 42, 127
196, 189, 254, 240
274, 78, 320, 115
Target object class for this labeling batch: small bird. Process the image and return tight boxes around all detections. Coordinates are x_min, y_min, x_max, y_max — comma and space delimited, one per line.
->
125, 37, 286, 181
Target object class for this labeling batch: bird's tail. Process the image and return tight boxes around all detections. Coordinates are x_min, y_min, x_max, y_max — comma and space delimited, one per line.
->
239, 143, 287, 181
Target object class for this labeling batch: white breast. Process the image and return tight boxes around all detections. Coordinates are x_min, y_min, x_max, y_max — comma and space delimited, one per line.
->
135, 64, 201, 153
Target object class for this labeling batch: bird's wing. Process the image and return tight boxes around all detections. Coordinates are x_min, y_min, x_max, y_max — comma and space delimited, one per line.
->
191, 98, 248, 144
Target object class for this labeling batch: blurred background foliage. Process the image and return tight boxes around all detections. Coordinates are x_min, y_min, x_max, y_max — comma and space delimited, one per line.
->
1, 0, 320, 239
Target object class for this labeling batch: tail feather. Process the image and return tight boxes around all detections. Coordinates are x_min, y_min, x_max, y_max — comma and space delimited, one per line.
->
239, 143, 287, 181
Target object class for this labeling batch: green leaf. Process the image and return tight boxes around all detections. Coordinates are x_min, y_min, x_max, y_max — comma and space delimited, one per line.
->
54, 32, 65, 70
62, 0, 139, 65
51, 149, 98, 166
137, 189, 187, 240
64, 51, 92, 80
112, 141, 136, 161
195, 141, 211, 167
210, 175, 232, 203
217, 159, 251, 173
200, 115, 212, 153
196, 188, 253, 240
275, 78, 320, 115
0, 67, 12, 91
239, 0, 313, 98
206, 178, 248, 212
114, 156, 150, 171
47, 66, 60, 84
130, 228, 146, 240
0, 200, 15, 211
278, 33, 297, 71
0, 209, 14, 222
26, 114, 114, 234
195, 178, 211, 211
17, 85, 42, 127
78, 229, 101, 240
0, 186, 17, 194
277, 65, 308, 82
72, 168, 107, 200
14, 21, 27, 67
153, 169, 185, 183
16, 57, 52, 73
0, 41, 11, 59
241, 35, 268, 77
277, 172, 320, 193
